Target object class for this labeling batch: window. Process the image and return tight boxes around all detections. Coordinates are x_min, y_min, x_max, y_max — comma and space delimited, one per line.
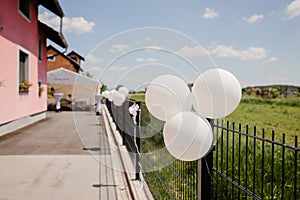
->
38, 37, 42, 60
19, 0, 30, 20
19, 50, 29, 83
47, 54, 56, 61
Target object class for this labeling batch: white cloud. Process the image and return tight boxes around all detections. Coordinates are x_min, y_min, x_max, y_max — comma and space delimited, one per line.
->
83, 67, 102, 78
144, 46, 163, 52
176, 46, 207, 57
211, 45, 239, 58
109, 44, 129, 53
267, 57, 278, 63
39, 12, 59, 27
244, 14, 265, 23
241, 47, 267, 60
136, 57, 159, 62
210, 45, 267, 60
203, 8, 219, 19
38, 12, 95, 34
86, 67, 102, 73
287, 0, 300, 19
147, 58, 158, 62
108, 66, 128, 72
63, 17, 95, 34
86, 55, 104, 64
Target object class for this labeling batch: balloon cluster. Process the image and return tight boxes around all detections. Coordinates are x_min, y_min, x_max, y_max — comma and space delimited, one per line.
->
103, 86, 129, 106
145, 68, 241, 161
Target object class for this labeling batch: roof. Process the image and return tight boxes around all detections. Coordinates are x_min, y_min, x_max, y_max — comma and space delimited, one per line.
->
47, 45, 83, 72
38, 0, 64, 17
47, 68, 97, 85
67, 51, 85, 61
39, 21, 68, 48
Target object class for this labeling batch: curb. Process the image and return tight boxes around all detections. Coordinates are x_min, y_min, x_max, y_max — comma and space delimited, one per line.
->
102, 104, 154, 200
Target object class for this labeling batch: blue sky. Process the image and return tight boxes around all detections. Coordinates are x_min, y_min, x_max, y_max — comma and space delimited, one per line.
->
39, 0, 300, 89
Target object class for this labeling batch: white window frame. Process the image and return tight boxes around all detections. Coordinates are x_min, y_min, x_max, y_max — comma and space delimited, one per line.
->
18, 46, 30, 89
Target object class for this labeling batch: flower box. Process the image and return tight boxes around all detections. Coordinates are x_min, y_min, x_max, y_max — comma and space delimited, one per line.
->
19, 87, 29, 93
19, 80, 32, 94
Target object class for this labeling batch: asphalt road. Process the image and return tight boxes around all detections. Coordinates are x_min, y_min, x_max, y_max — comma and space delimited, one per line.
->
0, 112, 90, 155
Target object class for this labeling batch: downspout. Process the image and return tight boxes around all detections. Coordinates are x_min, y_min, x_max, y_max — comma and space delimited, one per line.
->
47, 17, 67, 59
60, 15, 63, 33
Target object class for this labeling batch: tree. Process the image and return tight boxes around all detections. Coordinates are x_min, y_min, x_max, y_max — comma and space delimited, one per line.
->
83, 72, 93, 78
101, 84, 107, 93
115, 85, 123, 90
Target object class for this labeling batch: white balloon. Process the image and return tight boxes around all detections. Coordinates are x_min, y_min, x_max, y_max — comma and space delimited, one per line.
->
163, 112, 213, 161
111, 90, 118, 100
183, 92, 195, 112
108, 90, 117, 102
118, 87, 129, 97
113, 92, 125, 106
192, 68, 241, 118
145, 75, 190, 121
102, 90, 110, 98
106, 91, 110, 98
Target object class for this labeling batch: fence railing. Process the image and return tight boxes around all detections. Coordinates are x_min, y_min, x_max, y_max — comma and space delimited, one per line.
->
212, 120, 299, 200
106, 99, 141, 180
105, 99, 299, 200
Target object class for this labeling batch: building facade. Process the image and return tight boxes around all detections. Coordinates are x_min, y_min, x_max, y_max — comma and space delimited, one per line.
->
0, 0, 67, 135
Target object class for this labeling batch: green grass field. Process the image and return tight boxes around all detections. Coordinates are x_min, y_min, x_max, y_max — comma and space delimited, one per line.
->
128, 93, 145, 102
130, 93, 300, 143
224, 96, 300, 145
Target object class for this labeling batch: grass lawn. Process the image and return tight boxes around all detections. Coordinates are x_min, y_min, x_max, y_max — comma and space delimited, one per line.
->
128, 93, 145, 102
225, 100, 300, 138
130, 93, 300, 144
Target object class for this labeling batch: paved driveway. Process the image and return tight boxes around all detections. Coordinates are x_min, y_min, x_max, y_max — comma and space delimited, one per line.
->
0, 111, 130, 200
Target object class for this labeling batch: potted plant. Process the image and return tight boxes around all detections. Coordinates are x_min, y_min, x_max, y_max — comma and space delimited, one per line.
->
19, 80, 32, 93
38, 86, 44, 96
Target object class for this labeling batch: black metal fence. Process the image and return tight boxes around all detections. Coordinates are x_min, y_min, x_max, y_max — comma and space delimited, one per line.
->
106, 99, 142, 180
105, 99, 299, 199
212, 120, 299, 200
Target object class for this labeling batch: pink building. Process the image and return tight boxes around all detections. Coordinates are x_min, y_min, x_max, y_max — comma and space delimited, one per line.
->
0, 0, 68, 136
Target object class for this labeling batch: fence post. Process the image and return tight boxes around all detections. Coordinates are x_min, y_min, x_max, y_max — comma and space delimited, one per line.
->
135, 103, 141, 180
198, 119, 214, 200
121, 101, 126, 145
115, 105, 119, 131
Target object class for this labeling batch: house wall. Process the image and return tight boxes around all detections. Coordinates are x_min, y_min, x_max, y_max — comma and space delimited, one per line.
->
0, 0, 47, 126
0, 0, 39, 57
38, 31, 48, 84
47, 48, 78, 73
